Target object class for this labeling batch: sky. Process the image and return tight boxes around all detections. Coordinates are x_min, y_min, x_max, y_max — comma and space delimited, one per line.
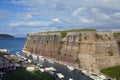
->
0, 0, 120, 37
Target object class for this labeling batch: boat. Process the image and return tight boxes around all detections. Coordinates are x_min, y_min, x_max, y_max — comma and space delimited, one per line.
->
39, 68, 44, 72
0, 49, 10, 54
67, 65, 74, 71
26, 67, 35, 71
16, 52, 21, 58
45, 67, 56, 71
56, 73, 64, 79
39, 56, 45, 61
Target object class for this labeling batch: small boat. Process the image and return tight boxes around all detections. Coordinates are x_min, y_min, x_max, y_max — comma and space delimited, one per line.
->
28, 59, 32, 63
26, 67, 35, 71
67, 65, 74, 71
56, 73, 64, 79
39, 68, 44, 72
39, 56, 45, 61
0, 49, 10, 54
45, 67, 56, 71
16, 52, 21, 57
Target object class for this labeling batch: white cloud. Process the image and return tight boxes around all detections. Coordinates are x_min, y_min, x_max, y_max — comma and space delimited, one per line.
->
91, 8, 111, 20
11, 0, 27, 5
72, 7, 86, 16
9, 21, 52, 27
111, 29, 120, 32
52, 18, 61, 23
8, 18, 63, 27
63, 18, 72, 23
79, 17, 94, 23
16, 13, 32, 20
9, 22, 22, 27
101, 14, 111, 20
3, 0, 120, 34
22, 14, 32, 20
91, 8, 99, 13
112, 12, 120, 18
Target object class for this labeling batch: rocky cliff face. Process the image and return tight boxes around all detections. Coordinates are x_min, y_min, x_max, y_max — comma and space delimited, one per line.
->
23, 31, 120, 72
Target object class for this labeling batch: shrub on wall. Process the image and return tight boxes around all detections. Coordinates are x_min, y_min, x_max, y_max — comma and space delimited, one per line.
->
60, 32, 67, 38
108, 50, 114, 56
114, 32, 120, 38
95, 33, 103, 40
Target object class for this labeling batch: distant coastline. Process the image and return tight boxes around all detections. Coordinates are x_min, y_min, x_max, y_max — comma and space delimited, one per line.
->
0, 34, 14, 38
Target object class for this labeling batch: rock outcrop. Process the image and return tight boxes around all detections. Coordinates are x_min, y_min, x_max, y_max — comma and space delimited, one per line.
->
23, 31, 120, 72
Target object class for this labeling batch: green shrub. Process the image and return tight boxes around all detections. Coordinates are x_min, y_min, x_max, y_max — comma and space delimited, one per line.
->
114, 32, 120, 38
95, 33, 103, 40
5, 67, 56, 80
100, 66, 120, 80
108, 50, 114, 56
60, 32, 67, 38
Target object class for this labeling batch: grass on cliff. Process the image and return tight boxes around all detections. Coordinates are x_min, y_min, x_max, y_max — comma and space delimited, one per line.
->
59, 28, 97, 32
114, 32, 120, 38
5, 67, 56, 80
60, 32, 67, 38
100, 66, 120, 80
40, 28, 97, 33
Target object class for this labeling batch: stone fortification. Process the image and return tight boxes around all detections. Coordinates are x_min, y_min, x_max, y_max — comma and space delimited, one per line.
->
23, 31, 120, 72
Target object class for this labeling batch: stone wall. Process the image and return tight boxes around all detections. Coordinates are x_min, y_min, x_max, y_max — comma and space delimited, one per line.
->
23, 31, 120, 72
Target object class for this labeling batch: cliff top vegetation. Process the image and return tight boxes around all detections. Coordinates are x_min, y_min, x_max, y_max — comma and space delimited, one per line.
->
39, 28, 97, 33
114, 32, 120, 38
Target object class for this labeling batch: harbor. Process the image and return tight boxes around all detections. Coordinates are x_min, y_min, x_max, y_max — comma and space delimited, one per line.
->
0, 49, 110, 80
22, 52, 109, 80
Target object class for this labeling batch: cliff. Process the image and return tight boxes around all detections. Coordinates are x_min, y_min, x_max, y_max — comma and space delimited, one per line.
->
23, 31, 120, 72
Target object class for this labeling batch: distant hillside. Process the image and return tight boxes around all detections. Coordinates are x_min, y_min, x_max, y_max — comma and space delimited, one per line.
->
0, 34, 14, 38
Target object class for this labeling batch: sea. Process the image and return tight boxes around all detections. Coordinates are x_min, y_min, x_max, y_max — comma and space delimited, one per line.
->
0, 38, 26, 55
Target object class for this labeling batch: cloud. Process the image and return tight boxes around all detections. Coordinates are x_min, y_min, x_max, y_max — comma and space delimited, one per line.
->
72, 7, 86, 16
9, 21, 52, 27
111, 29, 120, 32
52, 18, 61, 23
16, 14, 32, 20
11, 0, 27, 5
78, 0, 120, 10
8, 17, 62, 27
1, 0, 120, 36
112, 12, 120, 18
79, 17, 94, 23
91, 8, 111, 20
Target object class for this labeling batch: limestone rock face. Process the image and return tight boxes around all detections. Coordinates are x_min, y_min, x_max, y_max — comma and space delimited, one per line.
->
23, 32, 120, 72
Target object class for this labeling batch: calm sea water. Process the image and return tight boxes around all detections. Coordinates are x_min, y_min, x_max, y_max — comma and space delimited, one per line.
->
0, 38, 26, 55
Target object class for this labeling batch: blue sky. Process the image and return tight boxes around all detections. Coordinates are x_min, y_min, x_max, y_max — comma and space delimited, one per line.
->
0, 0, 120, 37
